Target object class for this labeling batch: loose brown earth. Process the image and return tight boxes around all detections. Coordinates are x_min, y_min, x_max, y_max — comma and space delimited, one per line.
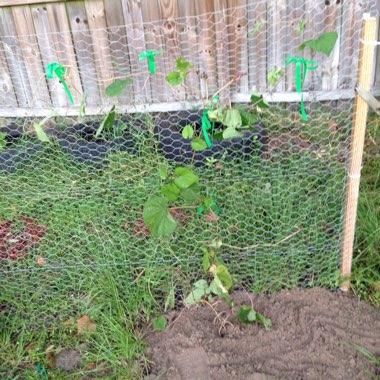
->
146, 288, 380, 380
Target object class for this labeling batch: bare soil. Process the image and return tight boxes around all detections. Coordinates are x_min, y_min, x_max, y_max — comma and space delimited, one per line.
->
146, 288, 380, 380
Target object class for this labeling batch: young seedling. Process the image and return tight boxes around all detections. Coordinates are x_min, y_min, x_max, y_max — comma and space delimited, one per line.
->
237, 305, 272, 331
184, 247, 232, 305
143, 166, 203, 237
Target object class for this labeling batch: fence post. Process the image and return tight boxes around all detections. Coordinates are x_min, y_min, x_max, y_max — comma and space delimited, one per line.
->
340, 13, 377, 291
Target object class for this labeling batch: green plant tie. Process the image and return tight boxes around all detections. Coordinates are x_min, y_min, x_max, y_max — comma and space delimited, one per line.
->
202, 109, 213, 148
285, 56, 318, 121
138, 50, 163, 74
36, 364, 47, 378
46, 62, 74, 104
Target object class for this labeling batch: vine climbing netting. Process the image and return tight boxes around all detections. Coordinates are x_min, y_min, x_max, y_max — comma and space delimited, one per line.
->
0, 0, 378, 324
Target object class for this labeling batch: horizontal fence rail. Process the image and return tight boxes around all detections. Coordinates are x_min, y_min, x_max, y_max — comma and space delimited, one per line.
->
0, 0, 378, 116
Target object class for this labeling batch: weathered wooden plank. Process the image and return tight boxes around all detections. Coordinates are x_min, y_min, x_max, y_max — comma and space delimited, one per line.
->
141, 0, 167, 102
0, 0, 62, 7
227, 0, 249, 95
0, 89, 356, 118
194, 1, 217, 98
84, 0, 114, 106
121, 0, 151, 104
12, 5, 51, 108
213, 0, 230, 104
104, 0, 134, 105
266, 0, 287, 92
338, 0, 363, 90
247, 0, 267, 92
31, 3, 82, 107
375, 25, 380, 90
322, 2, 342, 91
285, 0, 304, 91
177, 0, 200, 100
0, 38, 18, 108
157, 0, 182, 102
0, 7, 33, 107
66, 1, 101, 107
303, 1, 325, 90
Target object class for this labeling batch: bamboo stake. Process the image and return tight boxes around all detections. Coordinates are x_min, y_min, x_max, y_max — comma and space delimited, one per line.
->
340, 13, 377, 292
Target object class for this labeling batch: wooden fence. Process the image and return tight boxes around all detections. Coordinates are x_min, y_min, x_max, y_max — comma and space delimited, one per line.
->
0, 0, 378, 117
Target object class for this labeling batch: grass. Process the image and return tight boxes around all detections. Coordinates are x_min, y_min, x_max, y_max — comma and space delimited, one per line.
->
0, 109, 358, 378
352, 112, 380, 307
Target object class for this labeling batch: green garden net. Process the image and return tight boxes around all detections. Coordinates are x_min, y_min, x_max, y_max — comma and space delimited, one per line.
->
0, 0, 377, 327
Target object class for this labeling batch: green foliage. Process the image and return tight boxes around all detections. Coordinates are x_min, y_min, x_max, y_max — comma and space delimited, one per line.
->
33, 111, 57, 143
182, 124, 195, 139
295, 19, 306, 36
174, 167, 199, 189
153, 315, 167, 331
268, 66, 285, 87
299, 31, 338, 56
185, 248, 232, 305
105, 78, 133, 97
191, 137, 208, 151
0, 132, 6, 152
143, 196, 177, 237
238, 305, 272, 330
166, 56, 192, 86
161, 183, 180, 202
144, 166, 202, 237
250, 92, 270, 109
95, 105, 116, 138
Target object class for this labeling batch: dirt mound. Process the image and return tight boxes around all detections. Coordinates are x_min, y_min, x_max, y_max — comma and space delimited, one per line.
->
146, 288, 380, 380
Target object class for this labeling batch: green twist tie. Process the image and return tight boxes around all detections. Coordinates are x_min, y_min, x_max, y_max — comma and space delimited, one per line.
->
46, 62, 74, 104
202, 109, 213, 148
36, 364, 48, 378
139, 50, 163, 74
285, 56, 318, 121
197, 201, 220, 216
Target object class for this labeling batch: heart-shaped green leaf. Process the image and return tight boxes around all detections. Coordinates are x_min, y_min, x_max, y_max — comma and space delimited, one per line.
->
105, 78, 133, 97
174, 167, 199, 189
182, 124, 194, 139
191, 137, 208, 151
298, 31, 338, 56
143, 196, 177, 237
95, 105, 116, 138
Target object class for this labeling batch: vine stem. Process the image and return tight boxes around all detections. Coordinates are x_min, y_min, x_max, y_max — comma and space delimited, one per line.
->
220, 227, 302, 251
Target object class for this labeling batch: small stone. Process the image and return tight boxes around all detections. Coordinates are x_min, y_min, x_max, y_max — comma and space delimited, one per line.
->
56, 349, 81, 372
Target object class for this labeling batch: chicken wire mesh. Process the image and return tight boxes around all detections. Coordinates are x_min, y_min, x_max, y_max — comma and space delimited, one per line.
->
0, 1, 378, 324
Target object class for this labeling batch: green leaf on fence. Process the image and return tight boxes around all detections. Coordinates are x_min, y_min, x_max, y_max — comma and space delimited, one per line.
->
184, 279, 208, 305
224, 108, 242, 129
161, 183, 180, 202
143, 196, 177, 237
176, 56, 193, 72
202, 249, 210, 272
268, 66, 285, 87
250, 92, 269, 109
180, 183, 200, 204
34, 123, 51, 143
191, 137, 207, 151
215, 265, 232, 291
166, 71, 182, 86
174, 167, 199, 189
182, 124, 194, 139
105, 78, 133, 97
298, 31, 338, 56
95, 105, 116, 138
158, 165, 168, 180
222, 127, 243, 139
